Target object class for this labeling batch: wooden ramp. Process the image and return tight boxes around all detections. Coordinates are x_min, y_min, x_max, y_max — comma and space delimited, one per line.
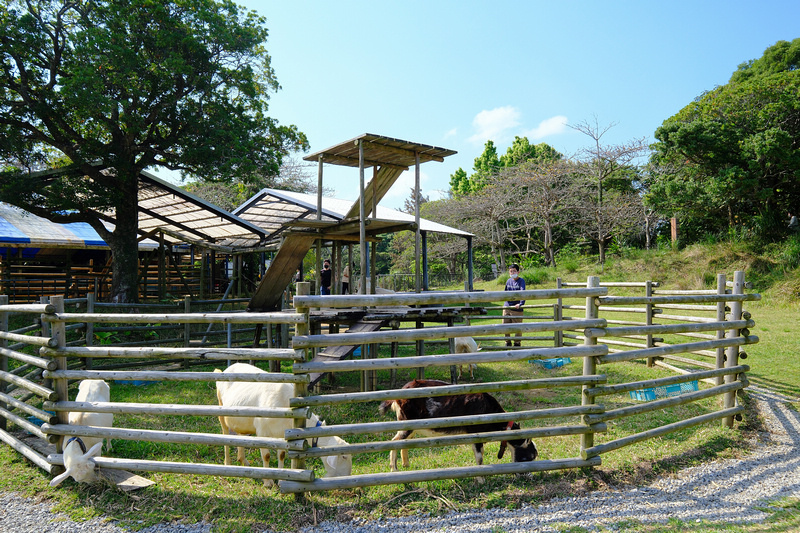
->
309, 319, 387, 385
248, 233, 317, 312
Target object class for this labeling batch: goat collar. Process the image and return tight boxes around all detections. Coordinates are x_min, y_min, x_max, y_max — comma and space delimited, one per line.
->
311, 420, 323, 448
506, 420, 515, 431
66, 436, 87, 454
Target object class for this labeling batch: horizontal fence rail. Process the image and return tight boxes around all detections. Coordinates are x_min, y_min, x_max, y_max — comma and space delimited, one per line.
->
0, 271, 760, 494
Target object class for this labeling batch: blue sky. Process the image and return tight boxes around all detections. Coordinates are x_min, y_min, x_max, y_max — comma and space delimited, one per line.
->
231, 1, 799, 210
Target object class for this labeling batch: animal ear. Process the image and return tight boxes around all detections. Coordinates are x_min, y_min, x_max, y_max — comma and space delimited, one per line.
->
50, 469, 72, 487
84, 442, 103, 459
498, 440, 508, 459
324, 455, 337, 468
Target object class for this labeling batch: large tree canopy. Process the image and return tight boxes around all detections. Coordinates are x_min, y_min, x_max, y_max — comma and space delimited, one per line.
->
0, 0, 306, 301
649, 39, 800, 240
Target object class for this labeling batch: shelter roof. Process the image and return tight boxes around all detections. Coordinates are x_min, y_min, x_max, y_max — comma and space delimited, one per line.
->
0, 202, 159, 251
234, 188, 473, 240
13, 166, 268, 252
136, 171, 267, 250
303, 133, 457, 169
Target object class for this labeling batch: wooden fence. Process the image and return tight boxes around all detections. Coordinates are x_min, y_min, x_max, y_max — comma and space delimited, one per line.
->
0, 272, 759, 493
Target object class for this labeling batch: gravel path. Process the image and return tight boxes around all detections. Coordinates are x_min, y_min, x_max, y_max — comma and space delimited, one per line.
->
2, 388, 798, 532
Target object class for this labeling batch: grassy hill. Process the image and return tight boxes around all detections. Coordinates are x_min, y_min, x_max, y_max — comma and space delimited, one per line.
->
480, 237, 800, 308
476, 237, 800, 404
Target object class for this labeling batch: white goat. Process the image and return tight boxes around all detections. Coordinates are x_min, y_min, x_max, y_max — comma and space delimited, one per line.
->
215, 363, 351, 487
50, 379, 113, 487
455, 336, 481, 380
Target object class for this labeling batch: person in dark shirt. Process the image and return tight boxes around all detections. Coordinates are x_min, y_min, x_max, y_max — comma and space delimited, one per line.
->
320, 259, 332, 295
503, 263, 525, 347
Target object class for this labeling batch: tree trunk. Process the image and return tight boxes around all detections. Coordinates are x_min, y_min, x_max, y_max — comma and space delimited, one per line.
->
544, 222, 555, 267
108, 177, 140, 303
598, 239, 606, 266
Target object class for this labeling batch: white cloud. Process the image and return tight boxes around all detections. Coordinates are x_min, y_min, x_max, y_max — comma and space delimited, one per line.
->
522, 115, 569, 140
467, 106, 521, 145
444, 127, 458, 139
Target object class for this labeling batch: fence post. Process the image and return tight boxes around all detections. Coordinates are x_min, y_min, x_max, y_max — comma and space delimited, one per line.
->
645, 280, 655, 367
39, 296, 52, 392
715, 274, 727, 386
50, 295, 69, 453
723, 271, 745, 428
415, 319, 425, 380
448, 316, 458, 383
581, 276, 600, 454
291, 281, 310, 498
555, 278, 563, 348
0, 295, 7, 431
183, 295, 192, 369
85, 293, 95, 351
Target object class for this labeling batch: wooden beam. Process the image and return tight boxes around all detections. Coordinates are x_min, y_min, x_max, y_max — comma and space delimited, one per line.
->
364, 140, 445, 162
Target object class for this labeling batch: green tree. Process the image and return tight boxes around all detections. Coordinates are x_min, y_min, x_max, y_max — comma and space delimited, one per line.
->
448, 167, 470, 196
499, 136, 563, 167
449, 138, 562, 196
470, 140, 500, 191
0, 0, 306, 302
650, 39, 800, 241
730, 38, 800, 83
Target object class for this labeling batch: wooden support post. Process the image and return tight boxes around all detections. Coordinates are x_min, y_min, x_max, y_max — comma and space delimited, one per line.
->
645, 280, 655, 367
369, 342, 377, 392
334, 242, 341, 295
210, 250, 217, 296
466, 236, 474, 292
183, 295, 192, 368
291, 281, 311, 500
448, 317, 457, 383
358, 141, 367, 296
50, 296, 68, 453
555, 278, 563, 348
723, 271, 745, 428
370, 241, 377, 294
414, 151, 421, 293
390, 321, 399, 388
158, 232, 166, 300
416, 320, 425, 380
581, 276, 600, 454
198, 250, 203, 300
715, 274, 727, 386
0, 295, 7, 431
421, 231, 429, 291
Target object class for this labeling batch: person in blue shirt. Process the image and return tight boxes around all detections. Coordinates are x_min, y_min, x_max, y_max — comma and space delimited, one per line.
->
503, 263, 525, 347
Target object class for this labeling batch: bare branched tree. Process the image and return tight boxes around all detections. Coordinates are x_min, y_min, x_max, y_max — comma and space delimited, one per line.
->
505, 159, 582, 266
185, 156, 316, 211
456, 175, 518, 272
570, 117, 650, 265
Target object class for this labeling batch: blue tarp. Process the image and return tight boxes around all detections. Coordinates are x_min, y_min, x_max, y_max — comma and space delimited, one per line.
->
0, 202, 108, 249
0, 202, 158, 254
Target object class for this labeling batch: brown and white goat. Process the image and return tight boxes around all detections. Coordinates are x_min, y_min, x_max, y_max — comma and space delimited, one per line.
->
378, 379, 537, 473
215, 363, 352, 487
50, 379, 113, 487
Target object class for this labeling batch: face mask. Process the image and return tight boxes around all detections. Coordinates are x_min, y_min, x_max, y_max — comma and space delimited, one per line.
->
510, 273, 518, 279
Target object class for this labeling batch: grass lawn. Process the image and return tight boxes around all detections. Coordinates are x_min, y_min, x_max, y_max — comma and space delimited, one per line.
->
1, 244, 799, 532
